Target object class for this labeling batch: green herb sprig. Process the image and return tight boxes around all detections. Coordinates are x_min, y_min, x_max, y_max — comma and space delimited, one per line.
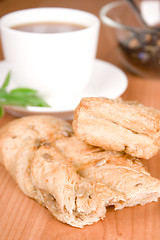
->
0, 72, 50, 117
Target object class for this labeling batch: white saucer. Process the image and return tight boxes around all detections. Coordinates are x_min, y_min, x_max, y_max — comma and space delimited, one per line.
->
0, 59, 128, 120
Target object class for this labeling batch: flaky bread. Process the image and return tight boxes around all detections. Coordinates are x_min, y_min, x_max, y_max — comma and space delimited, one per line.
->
56, 136, 160, 209
0, 116, 125, 228
30, 145, 124, 227
0, 115, 73, 179
73, 97, 160, 159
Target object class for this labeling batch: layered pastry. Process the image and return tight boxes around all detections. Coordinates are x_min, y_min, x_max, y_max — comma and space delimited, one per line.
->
0, 97, 160, 228
56, 136, 160, 208
0, 116, 124, 228
73, 97, 160, 159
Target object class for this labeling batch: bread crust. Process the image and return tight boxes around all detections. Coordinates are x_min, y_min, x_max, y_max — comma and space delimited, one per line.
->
56, 136, 160, 209
0, 116, 124, 228
73, 97, 160, 159
1, 112, 160, 227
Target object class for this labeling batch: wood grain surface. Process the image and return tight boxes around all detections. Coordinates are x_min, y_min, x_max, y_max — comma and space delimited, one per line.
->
0, 0, 160, 239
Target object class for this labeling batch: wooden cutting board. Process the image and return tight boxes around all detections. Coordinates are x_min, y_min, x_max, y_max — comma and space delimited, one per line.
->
0, 156, 160, 240
0, 76, 160, 240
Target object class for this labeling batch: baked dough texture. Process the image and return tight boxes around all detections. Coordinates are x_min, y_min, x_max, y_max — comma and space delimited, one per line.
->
0, 109, 160, 227
0, 116, 124, 228
56, 136, 160, 208
73, 97, 160, 159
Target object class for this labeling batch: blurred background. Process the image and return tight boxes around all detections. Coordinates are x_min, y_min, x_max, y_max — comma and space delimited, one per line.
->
0, 0, 120, 67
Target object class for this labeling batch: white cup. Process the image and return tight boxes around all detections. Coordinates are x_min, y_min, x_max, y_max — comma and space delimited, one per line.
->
0, 8, 100, 98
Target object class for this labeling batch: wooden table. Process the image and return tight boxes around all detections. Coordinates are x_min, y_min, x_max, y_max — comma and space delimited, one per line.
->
0, 0, 160, 239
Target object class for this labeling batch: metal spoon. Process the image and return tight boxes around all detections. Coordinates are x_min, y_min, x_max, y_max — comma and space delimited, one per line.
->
125, 0, 148, 27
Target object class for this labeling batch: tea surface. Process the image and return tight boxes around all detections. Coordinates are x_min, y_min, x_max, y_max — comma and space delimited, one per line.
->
11, 22, 86, 33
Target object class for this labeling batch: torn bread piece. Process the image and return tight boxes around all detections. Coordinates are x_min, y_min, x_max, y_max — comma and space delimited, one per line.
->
56, 136, 160, 209
56, 136, 149, 175
0, 115, 73, 178
0, 116, 125, 228
79, 162, 160, 209
31, 145, 125, 227
73, 97, 160, 159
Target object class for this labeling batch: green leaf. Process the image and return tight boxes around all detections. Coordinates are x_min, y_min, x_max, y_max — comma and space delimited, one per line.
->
0, 95, 29, 107
1, 71, 11, 89
0, 88, 7, 95
0, 106, 4, 117
10, 88, 37, 96
0, 71, 51, 118
0, 93, 50, 108
24, 95, 50, 107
